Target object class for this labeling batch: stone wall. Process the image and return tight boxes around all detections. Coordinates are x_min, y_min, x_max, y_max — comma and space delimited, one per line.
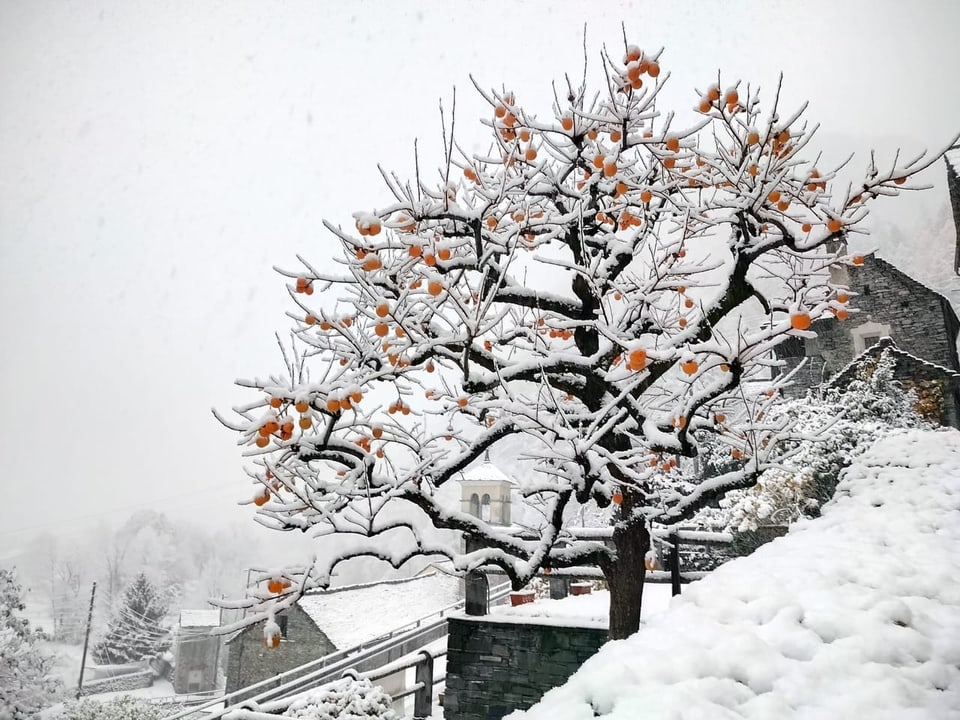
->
946, 157, 960, 275
445, 616, 607, 720
79, 669, 154, 696
225, 605, 338, 703
779, 256, 960, 396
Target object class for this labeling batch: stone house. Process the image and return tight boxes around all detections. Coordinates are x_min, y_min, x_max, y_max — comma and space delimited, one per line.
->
172, 609, 222, 695
776, 156, 960, 425
225, 570, 462, 701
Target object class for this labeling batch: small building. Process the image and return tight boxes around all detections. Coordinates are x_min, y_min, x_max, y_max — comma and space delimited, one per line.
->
173, 609, 222, 695
225, 570, 462, 702
459, 458, 515, 526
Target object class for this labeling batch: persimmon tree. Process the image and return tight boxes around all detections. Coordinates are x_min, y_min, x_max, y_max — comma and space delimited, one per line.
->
220, 42, 944, 640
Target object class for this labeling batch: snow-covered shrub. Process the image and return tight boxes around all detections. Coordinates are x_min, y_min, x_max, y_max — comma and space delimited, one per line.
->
51, 696, 165, 720
0, 568, 63, 720
284, 677, 395, 720
699, 349, 930, 536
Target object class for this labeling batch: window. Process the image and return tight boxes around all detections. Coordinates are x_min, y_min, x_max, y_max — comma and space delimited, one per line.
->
187, 669, 202, 693
852, 321, 891, 354
469, 493, 480, 518
480, 494, 491, 522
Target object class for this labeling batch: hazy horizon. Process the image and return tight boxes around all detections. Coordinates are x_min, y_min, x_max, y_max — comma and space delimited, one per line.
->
2, 0, 959, 557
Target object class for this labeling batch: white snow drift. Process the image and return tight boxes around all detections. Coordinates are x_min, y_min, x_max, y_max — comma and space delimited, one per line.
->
509, 428, 960, 719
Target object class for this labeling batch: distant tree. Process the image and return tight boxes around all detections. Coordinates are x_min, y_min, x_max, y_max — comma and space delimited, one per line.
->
92, 573, 169, 665
0, 567, 63, 719
221, 40, 946, 639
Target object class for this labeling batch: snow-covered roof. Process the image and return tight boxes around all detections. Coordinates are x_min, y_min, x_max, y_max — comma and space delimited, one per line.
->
509, 428, 960, 719
297, 569, 462, 650
825, 336, 960, 389
179, 609, 220, 627
460, 460, 516, 485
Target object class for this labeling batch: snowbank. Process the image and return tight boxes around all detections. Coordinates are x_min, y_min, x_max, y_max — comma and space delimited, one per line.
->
508, 428, 960, 720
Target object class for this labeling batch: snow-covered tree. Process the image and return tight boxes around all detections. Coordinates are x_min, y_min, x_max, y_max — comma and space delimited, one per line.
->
221, 41, 947, 638
701, 347, 931, 535
0, 568, 63, 719
92, 573, 169, 665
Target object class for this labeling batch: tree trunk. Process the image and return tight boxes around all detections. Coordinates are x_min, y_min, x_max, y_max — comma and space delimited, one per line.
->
605, 521, 650, 640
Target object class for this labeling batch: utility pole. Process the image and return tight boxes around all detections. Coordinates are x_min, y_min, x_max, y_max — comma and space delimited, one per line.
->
76, 582, 97, 699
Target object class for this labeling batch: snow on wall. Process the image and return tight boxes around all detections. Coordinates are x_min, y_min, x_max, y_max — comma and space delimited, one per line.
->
508, 428, 960, 720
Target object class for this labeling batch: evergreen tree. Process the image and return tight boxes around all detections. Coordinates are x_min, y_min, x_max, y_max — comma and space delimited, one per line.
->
92, 573, 169, 665
0, 567, 63, 719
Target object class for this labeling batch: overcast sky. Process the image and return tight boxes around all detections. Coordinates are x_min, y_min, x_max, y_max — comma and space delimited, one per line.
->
1, 0, 959, 550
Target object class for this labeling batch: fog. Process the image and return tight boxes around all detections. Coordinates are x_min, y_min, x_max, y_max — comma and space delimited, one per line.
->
1, 0, 958, 559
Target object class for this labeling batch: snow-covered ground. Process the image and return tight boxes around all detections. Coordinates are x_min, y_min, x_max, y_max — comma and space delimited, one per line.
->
492, 583, 676, 627
508, 428, 960, 720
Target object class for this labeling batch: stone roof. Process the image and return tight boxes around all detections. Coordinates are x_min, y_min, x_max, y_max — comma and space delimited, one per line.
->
826, 336, 960, 390
460, 460, 516, 485
296, 569, 462, 650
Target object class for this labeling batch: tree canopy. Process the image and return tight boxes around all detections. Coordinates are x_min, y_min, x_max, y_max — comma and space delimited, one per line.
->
221, 41, 944, 638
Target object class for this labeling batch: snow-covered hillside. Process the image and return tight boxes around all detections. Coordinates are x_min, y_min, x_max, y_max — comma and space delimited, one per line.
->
509, 429, 960, 720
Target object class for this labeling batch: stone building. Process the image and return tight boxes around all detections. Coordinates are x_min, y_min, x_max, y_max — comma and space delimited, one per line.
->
225, 570, 462, 701
172, 609, 222, 695
776, 156, 960, 425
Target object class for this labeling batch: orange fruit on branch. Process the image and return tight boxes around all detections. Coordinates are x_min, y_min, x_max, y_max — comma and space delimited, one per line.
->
680, 359, 699, 376
428, 280, 444, 297
627, 348, 647, 371
790, 312, 812, 330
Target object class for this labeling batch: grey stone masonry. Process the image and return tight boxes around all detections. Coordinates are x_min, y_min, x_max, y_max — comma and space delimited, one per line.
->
777, 255, 960, 400
225, 605, 337, 704
445, 616, 608, 720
